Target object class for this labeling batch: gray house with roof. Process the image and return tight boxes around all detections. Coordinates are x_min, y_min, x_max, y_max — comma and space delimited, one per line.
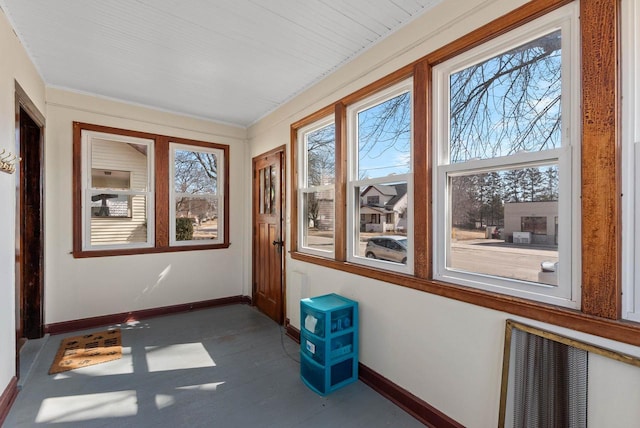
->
359, 184, 408, 233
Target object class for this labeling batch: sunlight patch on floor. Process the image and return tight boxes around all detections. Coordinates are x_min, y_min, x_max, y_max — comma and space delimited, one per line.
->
35, 390, 137, 423
155, 394, 175, 409
177, 381, 225, 391
145, 343, 215, 372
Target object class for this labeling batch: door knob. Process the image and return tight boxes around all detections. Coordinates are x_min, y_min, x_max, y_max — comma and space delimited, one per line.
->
272, 239, 284, 254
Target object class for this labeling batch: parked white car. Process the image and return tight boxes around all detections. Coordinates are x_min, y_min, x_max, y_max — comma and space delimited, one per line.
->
365, 236, 407, 264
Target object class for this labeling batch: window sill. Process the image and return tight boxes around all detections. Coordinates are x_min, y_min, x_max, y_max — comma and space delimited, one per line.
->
290, 250, 640, 347
73, 242, 231, 258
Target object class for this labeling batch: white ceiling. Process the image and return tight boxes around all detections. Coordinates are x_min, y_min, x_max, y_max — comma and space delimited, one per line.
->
0, 0, 443, 128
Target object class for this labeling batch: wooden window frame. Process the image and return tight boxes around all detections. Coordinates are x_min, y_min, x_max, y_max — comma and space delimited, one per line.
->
432, 5, 579, 308
296, 115, 337, 258
291, 0, 634, 346
73, 122, 230, 257
169, 142, 225, 247
81, 131, 155, 250
345, 78, 414, 275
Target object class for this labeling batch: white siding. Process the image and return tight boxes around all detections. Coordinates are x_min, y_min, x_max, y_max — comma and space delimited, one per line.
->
89, 139, 149, 246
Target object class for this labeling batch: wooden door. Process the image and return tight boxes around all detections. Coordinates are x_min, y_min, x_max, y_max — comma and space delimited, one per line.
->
252, 147, 285, 323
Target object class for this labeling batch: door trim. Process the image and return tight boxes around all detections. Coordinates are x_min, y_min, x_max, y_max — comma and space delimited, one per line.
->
14, 81, 45, 351
252, 145, 286, 324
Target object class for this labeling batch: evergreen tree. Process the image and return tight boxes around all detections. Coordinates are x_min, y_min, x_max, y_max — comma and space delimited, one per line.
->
522, 168, 545, 201
483, 172, 504, 225
503, 169, 524, 202
541, 166, 559, 201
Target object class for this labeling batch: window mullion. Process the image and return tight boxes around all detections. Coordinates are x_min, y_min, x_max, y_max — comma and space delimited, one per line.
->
335, 102, 348, 261
580, 0, 621, 319
155, 136, 170, 248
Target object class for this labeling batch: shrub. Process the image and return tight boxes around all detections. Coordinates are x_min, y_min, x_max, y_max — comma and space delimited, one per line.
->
176, 218, 194, 241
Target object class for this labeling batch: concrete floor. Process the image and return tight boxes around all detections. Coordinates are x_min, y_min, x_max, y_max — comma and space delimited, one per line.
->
5, 304, 424, 427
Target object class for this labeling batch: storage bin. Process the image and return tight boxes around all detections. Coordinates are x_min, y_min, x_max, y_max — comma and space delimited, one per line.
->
330, 332, 353, 360
301, 330, 325, 364
301, 306, 325, 337
300, 294, 358, 395
300, 354, 325, 394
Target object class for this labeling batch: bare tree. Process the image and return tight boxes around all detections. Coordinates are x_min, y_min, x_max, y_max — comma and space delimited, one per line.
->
174, 150, 218, 222
449, 30, 562, 227
174, 150, 217, 193
303, 31, 563, 231
357, 92, 411, 179
305, 193, 320, 228
450, 30, 562, 163
306, 123, 335, 186
304, 124, 335, 229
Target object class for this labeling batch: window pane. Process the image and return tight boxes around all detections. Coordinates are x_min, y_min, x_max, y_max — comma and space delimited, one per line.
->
88, 137, 151, 247
449, 30, 562, 163
92, 168, 130, 189
174, 150, 217, 194
306, 123, 335, 186
175, 196, 218, 241
259, 168, 265, 214
449, 165, 559, 285
357, 182, 409, 264
302, 190, 334, 253
521, 216, 547, 235
270, 165, 277, 214
91, 193, 131, 218
91, 169, 132, 218
90, 195, 148, 246
357, 92, 411, 179
171, 145, 224, 245
91, 140, 148, 191
264, 167, 270, 214
258, 165, 275, 215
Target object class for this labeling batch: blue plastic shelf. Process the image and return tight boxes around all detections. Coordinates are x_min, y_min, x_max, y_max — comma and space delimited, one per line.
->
300, 293, 358, 395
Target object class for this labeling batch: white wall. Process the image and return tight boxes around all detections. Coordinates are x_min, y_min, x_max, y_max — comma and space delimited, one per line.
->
0, 6, 45, 397
248, 0, 640, 426
44, 88, 250, 324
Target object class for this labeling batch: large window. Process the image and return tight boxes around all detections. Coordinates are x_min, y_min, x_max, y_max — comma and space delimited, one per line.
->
433, 5, 579, 307
170, 144, 225, 246
347, 78, 413, 273
74, 123, 230, 257
81, 131, 154, 250
297, 117, 336, 257
291, 0, 632, 345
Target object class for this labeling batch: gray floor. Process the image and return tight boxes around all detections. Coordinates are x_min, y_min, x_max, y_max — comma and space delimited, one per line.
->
4, 305, 424, 427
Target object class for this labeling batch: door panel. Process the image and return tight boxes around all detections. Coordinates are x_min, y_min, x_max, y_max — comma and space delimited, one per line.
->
253, 148, 284, 323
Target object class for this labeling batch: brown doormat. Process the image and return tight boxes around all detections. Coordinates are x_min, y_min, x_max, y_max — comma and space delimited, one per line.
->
49, 329, 122, 375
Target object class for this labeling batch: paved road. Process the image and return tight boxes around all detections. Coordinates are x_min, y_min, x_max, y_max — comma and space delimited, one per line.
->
304, 233, 558, 285
450, 239, 558, 285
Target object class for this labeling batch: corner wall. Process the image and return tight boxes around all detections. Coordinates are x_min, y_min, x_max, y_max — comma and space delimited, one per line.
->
0, 4, 45, 408
248, 0, 640, 426
44, 88, 251, 324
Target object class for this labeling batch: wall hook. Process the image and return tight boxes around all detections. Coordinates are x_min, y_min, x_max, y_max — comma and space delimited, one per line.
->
0, 149, 19, 174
